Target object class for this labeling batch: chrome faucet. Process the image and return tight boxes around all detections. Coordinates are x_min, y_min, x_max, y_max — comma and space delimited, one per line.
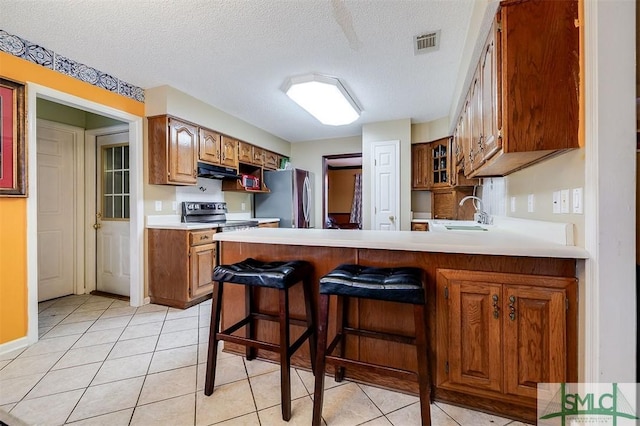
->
459, 196, 491, 224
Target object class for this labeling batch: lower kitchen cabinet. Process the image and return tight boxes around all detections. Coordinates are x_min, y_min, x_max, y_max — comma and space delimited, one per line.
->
148, 228, 217, 309
435, 268, 577, 419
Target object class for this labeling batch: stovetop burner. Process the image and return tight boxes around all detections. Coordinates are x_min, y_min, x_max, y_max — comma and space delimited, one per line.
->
181, 201, 258, 230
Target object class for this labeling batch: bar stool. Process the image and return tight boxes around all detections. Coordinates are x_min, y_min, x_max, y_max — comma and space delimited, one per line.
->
204, 258, 316, 421
312, 264, 432, 426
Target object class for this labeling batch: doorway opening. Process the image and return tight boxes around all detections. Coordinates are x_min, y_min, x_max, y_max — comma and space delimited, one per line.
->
26, 85, 144, 346
35, 100, 131, 303
322, 153, 362, 229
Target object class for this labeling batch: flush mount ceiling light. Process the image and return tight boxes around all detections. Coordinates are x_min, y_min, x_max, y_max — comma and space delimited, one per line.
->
283, 74, 361, 126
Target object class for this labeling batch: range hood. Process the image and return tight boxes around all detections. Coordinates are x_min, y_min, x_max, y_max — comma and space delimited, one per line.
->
196, 162, 240, 180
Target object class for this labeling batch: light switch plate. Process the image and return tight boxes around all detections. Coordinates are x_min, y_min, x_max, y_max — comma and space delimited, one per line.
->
510, 196, 516, 213
552, 191, 561, 214
527, 194, 535, 213
155, 200, 162, 212
560, 189, 570, 213
172, 201, 178, 211
572, 188, 583, 214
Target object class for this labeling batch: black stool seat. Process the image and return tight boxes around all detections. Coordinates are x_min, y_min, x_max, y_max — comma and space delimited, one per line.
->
214, 258, 313, 289
320, 264, 424, 304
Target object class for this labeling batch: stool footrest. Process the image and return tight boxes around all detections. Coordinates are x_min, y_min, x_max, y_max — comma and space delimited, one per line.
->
325, 353, 418, 382
217, 333, 280, 352
325, 332, 419, 382
342, 327, 416, 346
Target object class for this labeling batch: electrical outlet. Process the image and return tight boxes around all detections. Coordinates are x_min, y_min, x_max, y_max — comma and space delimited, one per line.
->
241, 203, 246, 211
552, 191, 561, 214
155, 200, 162, 212
572, 188, 583, 214
560, 189, 570, 213
172, 201, 178, 211
527, 194, 535, 213
510, 196, 516, 213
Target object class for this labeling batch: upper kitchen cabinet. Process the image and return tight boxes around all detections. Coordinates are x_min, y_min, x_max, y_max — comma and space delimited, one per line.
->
198, 127, 222, 164
238, 141, 253, 164
148, 115, 198, 185
411, 143, 430, 190
430, 138, 450, 189
461, 0, 579, 177
263, 151, 280, 170
412, 137, 477, 190
220, 136, 239, 169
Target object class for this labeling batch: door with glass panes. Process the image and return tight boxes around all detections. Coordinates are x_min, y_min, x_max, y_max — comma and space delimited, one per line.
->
96, 132, 130, 296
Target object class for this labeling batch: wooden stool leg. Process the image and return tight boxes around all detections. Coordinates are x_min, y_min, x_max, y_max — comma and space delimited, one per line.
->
279, 287, 292, 421
204, 281, 223, 395
414, 304, 432, 426
334, 295, 347, 382
302, 276, 317, 374
245, 286, 256, 360
312, 293, 330, 426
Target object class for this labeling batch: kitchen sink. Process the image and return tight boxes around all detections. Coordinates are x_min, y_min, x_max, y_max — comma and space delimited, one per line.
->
444, 225, 488, 231
427, 220, 493, 232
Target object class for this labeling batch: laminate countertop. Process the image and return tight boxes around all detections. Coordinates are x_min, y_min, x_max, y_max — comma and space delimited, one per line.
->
213, 226, 589, 259
145, 216, 280, 230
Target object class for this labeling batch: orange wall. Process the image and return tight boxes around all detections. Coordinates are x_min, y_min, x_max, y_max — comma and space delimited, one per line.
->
0, 51, 144, 345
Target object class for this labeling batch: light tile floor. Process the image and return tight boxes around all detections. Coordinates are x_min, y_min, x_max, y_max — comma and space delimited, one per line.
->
0, 295, 533, 425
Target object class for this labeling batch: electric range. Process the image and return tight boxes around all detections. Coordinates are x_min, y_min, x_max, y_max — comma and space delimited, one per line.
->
181, 201, 258, 231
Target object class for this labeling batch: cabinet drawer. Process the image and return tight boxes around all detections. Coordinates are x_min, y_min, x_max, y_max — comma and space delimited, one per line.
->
411, 223, 429, 231
190, 230, 216, 246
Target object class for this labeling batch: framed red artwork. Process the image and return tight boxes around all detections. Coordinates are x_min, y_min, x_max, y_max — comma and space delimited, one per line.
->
0, 78, 27, 197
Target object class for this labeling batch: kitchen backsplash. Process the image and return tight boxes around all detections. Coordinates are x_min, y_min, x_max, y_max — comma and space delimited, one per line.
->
175, 177, 224, 204
479, 177, 507, 216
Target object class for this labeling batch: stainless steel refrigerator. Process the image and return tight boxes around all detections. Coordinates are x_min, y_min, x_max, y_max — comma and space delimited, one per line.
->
254, 169, 314, 228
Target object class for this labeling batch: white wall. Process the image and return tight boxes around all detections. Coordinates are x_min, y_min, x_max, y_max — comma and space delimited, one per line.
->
583, 0, 636, 382
290, 135, 362, 228
362, 119, 412, 230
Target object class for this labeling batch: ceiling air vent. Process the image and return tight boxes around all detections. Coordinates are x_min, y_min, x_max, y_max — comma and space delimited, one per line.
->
414, 30, 440, 55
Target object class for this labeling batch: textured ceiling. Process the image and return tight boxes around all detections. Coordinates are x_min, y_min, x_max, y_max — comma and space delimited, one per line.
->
0, 0, 475, 142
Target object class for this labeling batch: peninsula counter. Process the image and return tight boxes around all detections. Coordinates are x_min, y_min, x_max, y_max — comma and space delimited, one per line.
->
213, 228, 587, 422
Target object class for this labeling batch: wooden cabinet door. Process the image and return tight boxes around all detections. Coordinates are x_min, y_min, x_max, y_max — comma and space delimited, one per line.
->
199, 127, 221, 164
190, 243, 216, 299
220, 136, 239, 168
168, 118, 198, 184
437, 269, 503, 394
411, 143, 429, 189
252, 146, 264, 166
469, 68, 483, 172
238, 141, 253, 164
430, 139, 449, 189
479, 19, 501, 166
432, 191, 454, 219
503, 285, 567, 399
263, 151, 279, 170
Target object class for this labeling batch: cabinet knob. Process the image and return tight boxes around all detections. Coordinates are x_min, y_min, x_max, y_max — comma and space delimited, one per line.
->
492, 294, 500, 319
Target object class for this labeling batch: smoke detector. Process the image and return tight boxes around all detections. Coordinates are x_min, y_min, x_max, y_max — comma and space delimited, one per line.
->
414, 30, 440, 55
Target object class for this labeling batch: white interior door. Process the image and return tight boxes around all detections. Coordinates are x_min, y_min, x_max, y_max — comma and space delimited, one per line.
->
36, 122, 80, 301
96, 132, 130, 296
371, 140, 400, 230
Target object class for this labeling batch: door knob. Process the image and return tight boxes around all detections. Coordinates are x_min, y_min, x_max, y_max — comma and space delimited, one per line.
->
93, 223, 102, 229
389, 215, 395, 222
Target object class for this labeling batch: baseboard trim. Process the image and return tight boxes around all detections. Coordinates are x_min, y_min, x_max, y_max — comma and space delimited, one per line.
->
0, 336, 29, 357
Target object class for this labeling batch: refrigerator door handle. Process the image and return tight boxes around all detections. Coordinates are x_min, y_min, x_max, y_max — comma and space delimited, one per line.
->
302, 175, 311, 226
